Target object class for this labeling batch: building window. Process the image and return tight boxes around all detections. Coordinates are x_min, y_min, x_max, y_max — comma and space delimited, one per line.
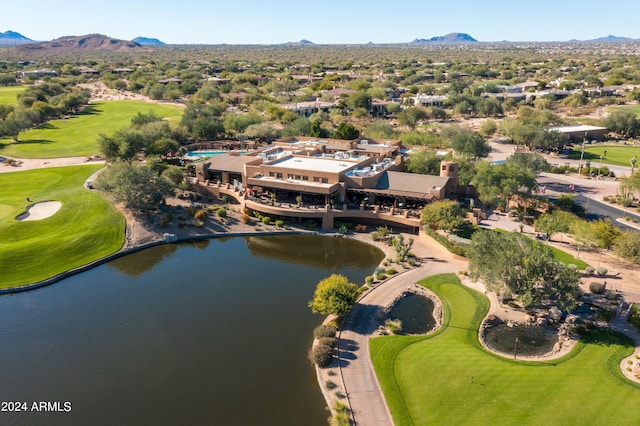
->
269, 172, 275, 177
313, 177, 320, 182
449, 165, 455, 171
295, 175, 301, 180
442, 165, 447, 171
287, 174, 294, 179
276, 173, 283, 179
321, 178, 328, 184
302, 176, 309, 181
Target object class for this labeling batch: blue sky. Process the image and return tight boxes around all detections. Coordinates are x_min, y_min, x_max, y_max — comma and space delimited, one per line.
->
3, 0, 640, 44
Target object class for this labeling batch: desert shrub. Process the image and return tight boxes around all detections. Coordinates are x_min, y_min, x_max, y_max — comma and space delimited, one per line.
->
314, 324, 337, 339
596, 308, 614, 322
597, 266, 608, 276
325, 380, 338, 390
385, 318, 402, 334
309, 342, 334, 367
241, 213, 251, 224
589, 281, 606, 294
365, 276, 374, 285
262, 216, 271, 224
629, 305, 640, 330
217, 208, 227, 218
386, 268, 398, 275
376, 273, 387, 281
371, 226, 391, 242
194, 208, 208, 222
330, 401, 351, 426
354, 224, 367, 232
585, 266, 595, 276
275, 219, 285, 228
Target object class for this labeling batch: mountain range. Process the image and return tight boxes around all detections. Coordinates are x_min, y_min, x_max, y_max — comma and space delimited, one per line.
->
1, 30, 639, 48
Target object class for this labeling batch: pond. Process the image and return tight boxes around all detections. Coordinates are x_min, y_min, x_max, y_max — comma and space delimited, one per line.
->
388, 293, 436, 335
483, 322, 559, 357
0, 235, 383, 426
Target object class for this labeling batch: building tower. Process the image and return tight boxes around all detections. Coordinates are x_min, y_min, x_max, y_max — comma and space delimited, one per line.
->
439, 161, 459, 196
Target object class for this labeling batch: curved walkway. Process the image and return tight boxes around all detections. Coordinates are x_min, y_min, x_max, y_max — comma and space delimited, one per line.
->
338, 234, 467, 425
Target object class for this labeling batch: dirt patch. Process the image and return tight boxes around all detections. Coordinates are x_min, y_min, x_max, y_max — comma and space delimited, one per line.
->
17, 201, 62, 221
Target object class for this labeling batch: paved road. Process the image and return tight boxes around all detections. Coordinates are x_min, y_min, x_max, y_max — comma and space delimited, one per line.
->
338, 236, 467, 425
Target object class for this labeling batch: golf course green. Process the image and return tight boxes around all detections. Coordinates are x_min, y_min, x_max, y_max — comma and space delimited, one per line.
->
570, 144, 640, 168
0, 85, 26, 105
371, 274, 640, 425
0, 165, 124, 288
0, 100, 183, 158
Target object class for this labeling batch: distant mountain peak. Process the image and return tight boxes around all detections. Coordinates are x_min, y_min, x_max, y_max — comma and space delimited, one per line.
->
15, 33, 146, 52
0, 30, 33, 46
284, 39, 315, 46
411, 33, 477, 43
132, 36, 165, 46
590, 35, 633, 42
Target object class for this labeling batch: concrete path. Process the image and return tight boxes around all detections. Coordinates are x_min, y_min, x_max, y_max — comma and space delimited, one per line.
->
338, 234, 467, 425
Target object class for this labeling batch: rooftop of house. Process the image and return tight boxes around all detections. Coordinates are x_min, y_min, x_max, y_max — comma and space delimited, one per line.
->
548, 124, 607, 133
267, 154, 360, 174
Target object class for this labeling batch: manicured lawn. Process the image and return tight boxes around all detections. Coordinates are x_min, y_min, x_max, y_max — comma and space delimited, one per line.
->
0, 85, 26, 105
569, 144, 640, 167
371, 274, 640, 425
0, 100, 183, 158
457, 227, 589, 269
0, 165, 125, 288
609, 104, 640, 116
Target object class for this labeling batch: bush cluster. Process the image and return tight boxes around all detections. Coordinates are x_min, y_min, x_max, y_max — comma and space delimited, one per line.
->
309, 338, 337, 368
313, 324, 337, 339
589, 281, 606, 294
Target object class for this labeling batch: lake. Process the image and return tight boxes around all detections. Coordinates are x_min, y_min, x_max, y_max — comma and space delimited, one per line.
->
0, 235, 383, 425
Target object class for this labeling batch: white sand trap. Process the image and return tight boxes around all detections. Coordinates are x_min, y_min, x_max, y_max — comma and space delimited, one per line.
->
17, 201, 62, 221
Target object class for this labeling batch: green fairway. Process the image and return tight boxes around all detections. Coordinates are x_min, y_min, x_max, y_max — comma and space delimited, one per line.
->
0, 85, 26, 105
609, 104, 640, 116
569, 144, 640, 168
0, 165, 125, 288
0, 100, 183, 158
371, 273, 640, 425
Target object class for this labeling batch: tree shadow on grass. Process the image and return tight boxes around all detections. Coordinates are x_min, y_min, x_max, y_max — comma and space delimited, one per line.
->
15, 139, 53, 145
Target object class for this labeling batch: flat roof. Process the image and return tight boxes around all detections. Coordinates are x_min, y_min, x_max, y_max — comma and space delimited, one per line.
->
548, 125, 607, 133
268, 155, 358, 174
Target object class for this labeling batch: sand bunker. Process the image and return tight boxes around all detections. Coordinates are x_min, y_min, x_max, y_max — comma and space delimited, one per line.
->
17, 201, 62, 221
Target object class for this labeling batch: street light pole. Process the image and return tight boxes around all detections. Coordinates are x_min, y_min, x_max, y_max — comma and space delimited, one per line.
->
578, 136, 586, 177
514, 337, 520, 360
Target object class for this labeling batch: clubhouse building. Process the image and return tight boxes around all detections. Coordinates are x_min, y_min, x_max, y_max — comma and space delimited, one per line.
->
193, 137, 461, 232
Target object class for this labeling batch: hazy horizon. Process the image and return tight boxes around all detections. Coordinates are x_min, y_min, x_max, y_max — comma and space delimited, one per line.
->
3, 0, 640, 45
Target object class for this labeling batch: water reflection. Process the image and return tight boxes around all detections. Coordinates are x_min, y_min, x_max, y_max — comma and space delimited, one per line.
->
388, 293, 436, 334
245, 234, 383, 269
0, 235, 381, 425
108, 240, 209, 277
484, 323, 558, 356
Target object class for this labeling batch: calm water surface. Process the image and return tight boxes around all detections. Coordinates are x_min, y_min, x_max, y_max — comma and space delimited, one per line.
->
0, 235, 383, 425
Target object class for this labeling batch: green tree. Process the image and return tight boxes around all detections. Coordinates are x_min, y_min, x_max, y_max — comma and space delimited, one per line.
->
397, 107, 428, 129
468, 231, 580, 310
94, 161, 175, 211
472, 161, 536, 209
603, 110, 639, 138
614, 231, 640, 265
534, 210, 573, 241
421, 200, 465, 232
332, 122, 360, 140
444, 126, 490, 159
308, 274, 359, 315
406, 150, 442, 175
